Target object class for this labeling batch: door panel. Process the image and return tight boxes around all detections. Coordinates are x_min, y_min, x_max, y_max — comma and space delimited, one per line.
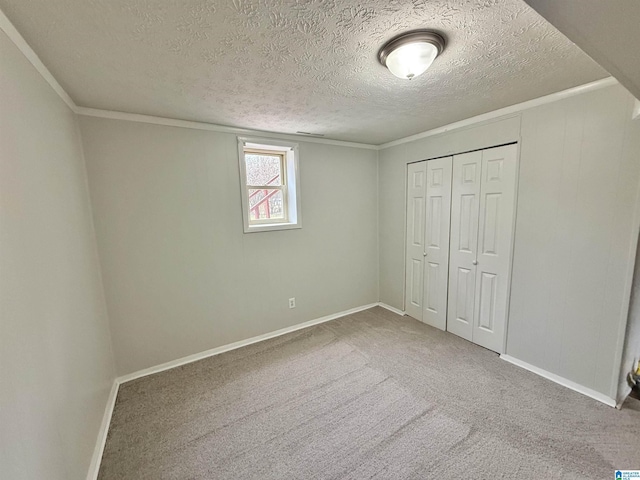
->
405, 162, 427, 321
412, 197, 424, 245
481, 193, 501, 255
427, 196, 442, 248
410, 259, 422, 306
458, 194, 475, 252
447, 151, 482, 341
453, 266, 475, 326
425, 262, 440, 313
422, 157, 452, 330
472, 144, 518, 353
477, 272, 497, 331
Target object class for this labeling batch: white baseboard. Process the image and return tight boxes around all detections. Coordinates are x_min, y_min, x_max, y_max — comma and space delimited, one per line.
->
87, 302, 378, 478
500, 354, 616, 408
377, 302, 405, 316
86, 380, 119, 480
86, 302, 396, 477
117, 303, 378, 384
617, 385, 632, 409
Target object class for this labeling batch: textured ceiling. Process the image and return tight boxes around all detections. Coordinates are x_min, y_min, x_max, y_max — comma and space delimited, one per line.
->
0, 0, 607, 144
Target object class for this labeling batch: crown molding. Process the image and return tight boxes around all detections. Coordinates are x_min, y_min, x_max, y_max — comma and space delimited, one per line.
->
378, 77, 619, 149
0, 4, 620, 151
0, 5, 377, 150
76, 75, 616, 150
0, 8, 76, 112
74, 107, 379, 150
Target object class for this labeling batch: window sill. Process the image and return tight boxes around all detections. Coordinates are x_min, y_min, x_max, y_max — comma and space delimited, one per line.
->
243, 222, 302, 234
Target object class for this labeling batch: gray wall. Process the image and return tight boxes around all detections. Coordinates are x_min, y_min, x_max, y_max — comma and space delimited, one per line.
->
508, 86, 640, 401
79, 117, 379, 376
378, 85, 640, 399
0, 30, 115, 480
619, 234, 640, 402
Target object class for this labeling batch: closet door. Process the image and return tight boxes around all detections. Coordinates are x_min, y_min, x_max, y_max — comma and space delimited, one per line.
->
422, 157, 452, 330
405, 162, 427, 321
472, 144, 518, 353
447, 151, 482, 341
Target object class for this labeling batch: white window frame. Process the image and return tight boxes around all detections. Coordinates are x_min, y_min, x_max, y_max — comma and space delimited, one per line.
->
238, 136, 302, 233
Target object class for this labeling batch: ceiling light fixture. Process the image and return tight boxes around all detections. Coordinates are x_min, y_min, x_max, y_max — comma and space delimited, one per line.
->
378, 30, 445, 80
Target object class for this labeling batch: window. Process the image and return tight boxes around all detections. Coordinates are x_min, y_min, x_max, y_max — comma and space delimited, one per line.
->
238, 137, 301, 233
244, 148, 287, 223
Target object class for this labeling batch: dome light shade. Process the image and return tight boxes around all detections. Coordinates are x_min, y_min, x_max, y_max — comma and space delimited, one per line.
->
378, 30, 445, 80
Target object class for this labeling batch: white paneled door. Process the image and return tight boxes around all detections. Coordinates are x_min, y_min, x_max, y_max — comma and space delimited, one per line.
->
447, 151, 482, 341
423, 158, 452, 330
446, 144, 518, 353
405, 144, 517, 353
405, 162, 427, 321
471, 144, 518, 353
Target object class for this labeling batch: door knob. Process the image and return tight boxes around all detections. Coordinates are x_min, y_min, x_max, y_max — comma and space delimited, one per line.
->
423, 252, 427, 257
472, 260, 478, 265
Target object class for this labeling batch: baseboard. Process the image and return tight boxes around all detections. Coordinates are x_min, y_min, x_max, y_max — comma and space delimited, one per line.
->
617, 384, 632, 409
86, 379, 119, 480
500, 354, 617, 408
117, 303, 378, 384
87, 301, 387, 477
87, 303, 378, 477
377, 302, 405, 316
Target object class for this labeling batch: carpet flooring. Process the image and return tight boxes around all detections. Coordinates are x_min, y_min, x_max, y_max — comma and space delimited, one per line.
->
98, 307, 640, 479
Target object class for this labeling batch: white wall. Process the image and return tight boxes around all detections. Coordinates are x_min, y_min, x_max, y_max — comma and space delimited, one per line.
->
78, 117, 379, 376
0, 29, 115, 480
378, 84, 640, 400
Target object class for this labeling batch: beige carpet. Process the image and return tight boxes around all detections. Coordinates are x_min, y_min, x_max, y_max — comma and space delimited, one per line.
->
98, 307, 640, 479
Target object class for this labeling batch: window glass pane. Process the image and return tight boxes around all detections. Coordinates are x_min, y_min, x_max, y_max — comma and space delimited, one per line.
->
248, 189, 285, 221
245, 153, 282, 186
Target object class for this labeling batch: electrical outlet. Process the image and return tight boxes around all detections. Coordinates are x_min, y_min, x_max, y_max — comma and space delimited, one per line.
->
289, 298, 296, 309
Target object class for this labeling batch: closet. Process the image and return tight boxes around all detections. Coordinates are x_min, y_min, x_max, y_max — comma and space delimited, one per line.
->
404, 144, 518, 354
